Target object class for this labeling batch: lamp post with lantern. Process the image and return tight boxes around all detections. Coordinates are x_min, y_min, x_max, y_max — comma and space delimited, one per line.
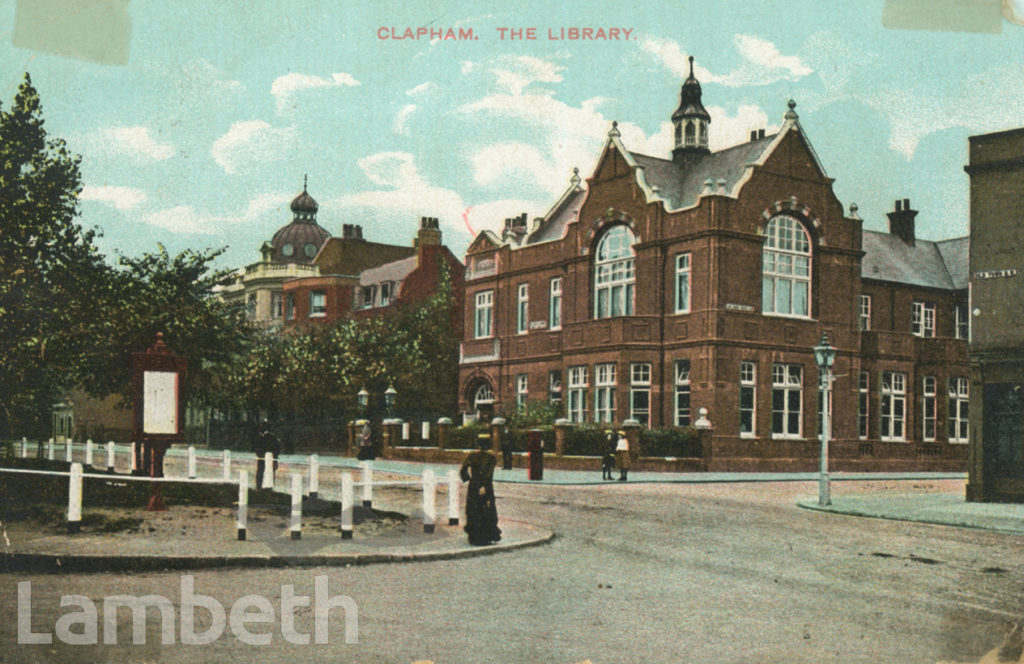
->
813, 332, 836, 507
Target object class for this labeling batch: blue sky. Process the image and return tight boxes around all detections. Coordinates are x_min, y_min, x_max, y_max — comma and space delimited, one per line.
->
3, 0, 1023, 269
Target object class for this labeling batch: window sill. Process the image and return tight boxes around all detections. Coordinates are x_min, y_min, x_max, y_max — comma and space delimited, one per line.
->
880, 438, 908, 443
770, 434, 804, 440
761, 312, 813, 321
740, 433, 755, 439
310, 313, 327, 318
948, 440, 969, 445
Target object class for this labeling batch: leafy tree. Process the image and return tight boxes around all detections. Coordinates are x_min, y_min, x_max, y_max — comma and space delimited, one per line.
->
0, 73, 111, 437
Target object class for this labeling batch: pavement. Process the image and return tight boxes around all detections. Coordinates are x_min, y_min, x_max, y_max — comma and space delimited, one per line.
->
5, 443, 1022, 574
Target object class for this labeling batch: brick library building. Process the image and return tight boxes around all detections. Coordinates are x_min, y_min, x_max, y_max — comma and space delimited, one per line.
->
458, 59, 969, 471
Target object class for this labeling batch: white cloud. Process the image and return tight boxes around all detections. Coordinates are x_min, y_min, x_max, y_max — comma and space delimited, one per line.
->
85, 126, 175, 161
638, 34, 812, 88
211, 120, 297, 174
394, 104, 417, 136
144, 206, 212, 235
142, 193, 290, 235
270, 72, 360, 113
79, 185, 147, 211
460, 61, 477, 75
471, 142, 564, 196
490, 55, 565, 95
405, 82, 437, 98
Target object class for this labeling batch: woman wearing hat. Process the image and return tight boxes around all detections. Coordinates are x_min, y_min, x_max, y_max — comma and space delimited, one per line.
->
615, 430, 630, 481
460, 434, 502, 545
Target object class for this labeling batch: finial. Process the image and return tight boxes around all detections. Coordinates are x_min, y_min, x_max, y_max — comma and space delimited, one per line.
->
849, 203, 860, 220
688, 55, 694, 77
785, 99, 798, 120
303, 174, 308, 192
608, 121, 620, 138
570, 167, 581, 187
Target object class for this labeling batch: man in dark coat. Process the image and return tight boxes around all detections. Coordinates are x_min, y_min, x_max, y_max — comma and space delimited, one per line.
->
460, 434, 502, 545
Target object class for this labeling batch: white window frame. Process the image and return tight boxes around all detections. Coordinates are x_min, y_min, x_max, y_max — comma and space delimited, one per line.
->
548, 370, 562, 403
955, 303, 968, 340
515, 374, 528, 412
630, 363, 651, 427
675, 253, 691, 314
948, 377, 969, 443
762, 215, 811, 318
567, 366, 588, 423
739, 362, 756, 438
911, 301, 935, 338
771, 364, 803, 439
516, 283, 529, 335
286, 293, 295, 320
380, 281, 392, 307
859, 294, 871, 331
474, 290, 494, 339
858, 371, 869, 440
309, 290, 327, 317
674, 360, 691, 427
880, 372, 907, 442
922, 376, 936, 442
549, 277, 562, 330
594, 226, 635, 319
361, 285, 376, 310
594, 363, 617, 423
271, 291, 283, 319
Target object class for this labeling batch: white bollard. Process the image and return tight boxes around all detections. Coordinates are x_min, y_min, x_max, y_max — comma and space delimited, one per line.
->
262, 452, 274, 489
360, 461, 372, 508
290, 473, 302, 540
447, 469, 460, 525
402, 422, 410, 441
187, 446, 197, 479
65, 440, 73, 463
85, 439, 94, 467
237, 470, 248, 541
20, 437, 27, 458
340, 473, 353, 539
222, 449, 231, 482
130, 442, 137, 471
422, 469, 436, 533
421, 421, 430, 442
308, 454, 319, 498
106, 442, 115, 472
67, 463, 83, 534
47, 439, 54, 461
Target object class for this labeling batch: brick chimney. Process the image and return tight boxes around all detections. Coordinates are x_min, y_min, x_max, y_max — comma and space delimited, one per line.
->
887, 198, 917, 245
416, 216, 442, 248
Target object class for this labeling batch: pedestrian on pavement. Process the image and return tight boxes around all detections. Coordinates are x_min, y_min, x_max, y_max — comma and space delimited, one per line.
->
500, 428, 514, 470
615, 430, 630, 481
253, 422, 280, 488
357, 421, 375, 461
602, 430, 616, 480
460, 434, 502, 546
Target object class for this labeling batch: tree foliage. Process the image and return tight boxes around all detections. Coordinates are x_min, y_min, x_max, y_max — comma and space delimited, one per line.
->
0, 73, 109, 437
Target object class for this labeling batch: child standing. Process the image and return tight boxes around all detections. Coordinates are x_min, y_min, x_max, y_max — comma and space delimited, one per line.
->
601, 431, 616, 480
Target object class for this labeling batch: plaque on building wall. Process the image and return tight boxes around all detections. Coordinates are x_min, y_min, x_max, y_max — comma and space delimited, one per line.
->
725, 303, 755, 312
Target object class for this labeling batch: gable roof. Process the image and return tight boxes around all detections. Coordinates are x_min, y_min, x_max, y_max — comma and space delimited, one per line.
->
359, 255, 417, 286
527, 187, 587, 245
861, 231, 968, 290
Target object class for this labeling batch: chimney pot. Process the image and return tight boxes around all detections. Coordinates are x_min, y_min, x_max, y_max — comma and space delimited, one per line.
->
750, 130, 756, 141
895, 199, 902, 212
759, 129, 765, 138
903, 198, 910, 210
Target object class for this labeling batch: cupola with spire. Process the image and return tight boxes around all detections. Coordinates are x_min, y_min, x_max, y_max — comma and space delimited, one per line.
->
270, 175, 331, 264
671, 56, 711, 164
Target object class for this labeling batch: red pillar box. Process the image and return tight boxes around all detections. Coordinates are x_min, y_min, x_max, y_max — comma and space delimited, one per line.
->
527, 429, 544, 481
131, 333, 187, 511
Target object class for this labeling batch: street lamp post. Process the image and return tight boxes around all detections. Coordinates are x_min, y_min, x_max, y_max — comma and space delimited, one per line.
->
357, 387, 369, 414
384, 384, 397, 419
813, 332, 836, 507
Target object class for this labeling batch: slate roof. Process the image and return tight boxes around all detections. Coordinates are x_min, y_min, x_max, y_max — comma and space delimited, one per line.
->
527, 188, 587, 245
861, 231, 968, 290
359, 255, 417, 287
630, 133, 776, 210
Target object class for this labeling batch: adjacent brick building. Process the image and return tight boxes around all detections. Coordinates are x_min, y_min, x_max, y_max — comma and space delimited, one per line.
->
965, 126, 1024, 502
458, 60, 969, 471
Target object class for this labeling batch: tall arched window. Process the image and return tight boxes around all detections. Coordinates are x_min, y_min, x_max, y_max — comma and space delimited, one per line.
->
594, 225, 635, 318
762, 215, 811, 317
685, 121, 695, 147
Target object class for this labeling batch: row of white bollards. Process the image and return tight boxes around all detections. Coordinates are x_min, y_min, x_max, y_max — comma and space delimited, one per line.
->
229, 463, 460, 541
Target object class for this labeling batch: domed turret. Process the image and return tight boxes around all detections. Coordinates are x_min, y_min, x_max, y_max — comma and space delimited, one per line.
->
672, 56, 711, 163
269, 176, 331, 263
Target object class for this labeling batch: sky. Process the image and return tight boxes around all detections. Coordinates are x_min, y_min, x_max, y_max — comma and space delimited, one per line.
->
3, 0, 1024, 270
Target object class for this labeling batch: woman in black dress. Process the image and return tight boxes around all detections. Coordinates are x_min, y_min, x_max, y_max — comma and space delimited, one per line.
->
460, 434, 502, 545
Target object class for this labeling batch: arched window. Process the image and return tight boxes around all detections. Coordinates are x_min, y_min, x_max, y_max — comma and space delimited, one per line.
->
473, 383, 495, 407
685, 121, 695, 147
594, 225, 635, 319
674, 122, 682, 147
762, 215, 811, 317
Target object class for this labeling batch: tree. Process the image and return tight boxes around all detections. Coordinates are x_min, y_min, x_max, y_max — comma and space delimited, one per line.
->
80, 245, 254, 411
0, 73, 111, 437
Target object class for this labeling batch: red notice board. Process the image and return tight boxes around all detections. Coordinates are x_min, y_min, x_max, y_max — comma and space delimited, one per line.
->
131, 333, 187, 446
